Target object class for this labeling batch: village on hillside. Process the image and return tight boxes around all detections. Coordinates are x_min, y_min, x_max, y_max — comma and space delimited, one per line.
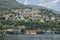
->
0, 8, 60, 34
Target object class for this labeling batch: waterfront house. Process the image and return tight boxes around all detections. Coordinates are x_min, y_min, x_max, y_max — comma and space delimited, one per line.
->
25, 30, 36, 34
46, 30, 55, 34
4, 29, 21, 34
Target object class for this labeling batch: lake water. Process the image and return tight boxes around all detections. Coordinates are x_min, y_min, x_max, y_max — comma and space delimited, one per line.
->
0, 34, 60, 40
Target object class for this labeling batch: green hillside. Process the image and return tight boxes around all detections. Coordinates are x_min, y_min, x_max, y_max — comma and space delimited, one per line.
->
0, 0, 25, 10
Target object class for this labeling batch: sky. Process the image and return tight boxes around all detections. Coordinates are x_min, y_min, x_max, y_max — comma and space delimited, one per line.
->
16, 0, 60, 11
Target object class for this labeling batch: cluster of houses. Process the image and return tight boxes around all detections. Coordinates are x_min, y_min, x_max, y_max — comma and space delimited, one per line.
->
0, 8, 60, 34
4, 28, 58, 34
1, 8, 60, 23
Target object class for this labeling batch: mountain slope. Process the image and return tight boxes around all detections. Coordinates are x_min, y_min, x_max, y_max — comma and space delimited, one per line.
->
27, 5, 60, 14
0, 0, 60, 15
0, 0, 25, 10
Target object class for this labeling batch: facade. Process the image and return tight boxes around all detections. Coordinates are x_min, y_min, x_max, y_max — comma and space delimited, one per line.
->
25, 30, 36, 34
4, 29, 21, 34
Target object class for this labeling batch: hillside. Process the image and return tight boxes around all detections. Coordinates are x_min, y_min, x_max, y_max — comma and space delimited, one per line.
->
0, 0, 59, 14
0, 0, 26, 10
0, 0, 60, 34
27, 5, 60, 14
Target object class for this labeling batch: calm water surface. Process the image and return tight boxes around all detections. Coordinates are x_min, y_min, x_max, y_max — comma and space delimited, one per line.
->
0, 34, 60, 40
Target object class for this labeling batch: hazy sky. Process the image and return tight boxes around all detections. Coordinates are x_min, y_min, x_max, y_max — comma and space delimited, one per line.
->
16, 0, 60, 11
